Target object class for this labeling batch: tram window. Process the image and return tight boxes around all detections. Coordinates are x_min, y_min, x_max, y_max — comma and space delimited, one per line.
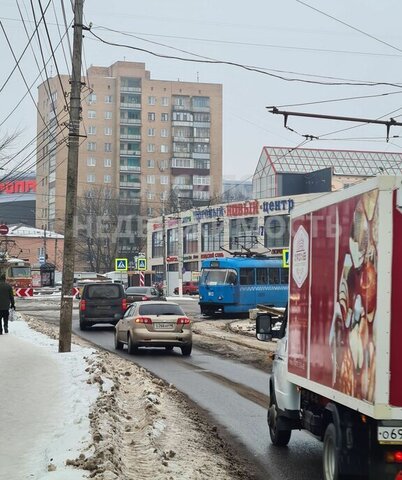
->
256, 268, 268, 285
281, 268, 289, 284
240, 268, 255, 285
226, 270, 237, 285
268, 268, 280, 284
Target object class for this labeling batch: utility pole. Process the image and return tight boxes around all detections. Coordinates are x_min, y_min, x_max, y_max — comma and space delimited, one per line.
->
177, 214, 183, 297
43, 224, 47, 261
59, 0, 84, 353
162, 200, 167, 296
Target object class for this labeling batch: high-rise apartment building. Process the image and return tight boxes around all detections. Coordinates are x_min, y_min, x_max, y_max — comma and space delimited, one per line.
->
36, 61, 222, 264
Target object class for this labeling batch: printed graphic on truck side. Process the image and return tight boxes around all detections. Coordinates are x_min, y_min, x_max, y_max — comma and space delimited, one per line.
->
289, 190, 378, 403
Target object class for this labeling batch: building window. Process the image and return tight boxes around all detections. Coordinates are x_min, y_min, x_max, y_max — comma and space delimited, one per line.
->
201, 222, 224, 252
88, 110, 96, 119
88, 93, 97, 104
87, 174, 96, 183
87, 142, 96, 151
104, 158, 112, 167
159, 159, 168, 170
161, 97, 169, 106
104, 143, 112, 152
87, 157, 96, 166
147, 191, 155, 200
147, 144, 155, 153
192, 96, 210, 108
104, 127, 112, 135
152, 231, 164, 257
160, 128, 169, 137
147, 207, 153, 216
104, 175, 111, 183
148, 96, 156, 105
105, 95, 113, 103
193, 175, 210, 185
160, 144, 169, 153
183, 225, 198, 254
146, 175, 155, 184
147, 159, 155, 168
147, 128, 155, 137
160, 175, 169, 185
167, 228, 178, 256
88, 126, 96, 135
264, 216, 290, 248
193, 190, 210, 200
161, 112, 169, 122
148, 112, 155, 121
104, 111, 112, 119
229, 217, 258, 250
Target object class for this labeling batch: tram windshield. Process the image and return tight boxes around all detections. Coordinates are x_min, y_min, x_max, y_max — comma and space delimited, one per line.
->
10, 267, 31, 277
200, 268, 237, 286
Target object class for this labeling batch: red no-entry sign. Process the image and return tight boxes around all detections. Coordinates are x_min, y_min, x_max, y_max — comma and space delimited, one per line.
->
0, 224, 9, 235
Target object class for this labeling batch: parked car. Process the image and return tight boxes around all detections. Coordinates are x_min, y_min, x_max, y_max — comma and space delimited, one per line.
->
114, 301, 192, 356
125, 286, 165, 303
79, 282, 126, 330
173, 281, 199, 295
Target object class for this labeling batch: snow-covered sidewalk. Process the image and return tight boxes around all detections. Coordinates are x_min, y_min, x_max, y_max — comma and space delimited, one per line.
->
0, 317, 97, 480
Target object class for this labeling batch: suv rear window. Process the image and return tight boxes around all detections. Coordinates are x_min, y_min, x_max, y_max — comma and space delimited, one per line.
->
126, 287, 147, 294
85, 284, 121, 299
138, 304, 184, 316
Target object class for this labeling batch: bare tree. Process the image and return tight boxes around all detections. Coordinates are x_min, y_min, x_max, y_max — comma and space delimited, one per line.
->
76, 187, 123, 272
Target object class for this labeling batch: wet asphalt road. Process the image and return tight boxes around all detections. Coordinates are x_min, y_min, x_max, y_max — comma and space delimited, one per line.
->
18, 299, 323, 480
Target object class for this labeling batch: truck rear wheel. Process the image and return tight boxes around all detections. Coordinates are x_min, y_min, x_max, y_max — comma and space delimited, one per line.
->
268, 390, 291, 446
323, 423, 343, 480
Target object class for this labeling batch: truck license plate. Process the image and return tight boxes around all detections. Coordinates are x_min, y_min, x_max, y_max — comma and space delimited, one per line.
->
378, 426, 402, 444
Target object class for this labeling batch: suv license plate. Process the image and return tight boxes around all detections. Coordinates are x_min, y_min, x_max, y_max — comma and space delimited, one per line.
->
378, 426, 402, 444
154, 323, 173, 330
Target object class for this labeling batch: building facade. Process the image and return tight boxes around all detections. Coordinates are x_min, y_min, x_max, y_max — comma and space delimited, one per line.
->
36, 61, 223, 266
147, 192, 317, 288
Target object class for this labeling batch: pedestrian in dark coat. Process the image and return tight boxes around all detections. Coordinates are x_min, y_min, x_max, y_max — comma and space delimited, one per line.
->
0, 273, 15, 334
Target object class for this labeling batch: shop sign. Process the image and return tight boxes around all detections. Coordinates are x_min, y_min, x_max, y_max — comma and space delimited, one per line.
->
261, 198, 294, 214
226, 200, 259, 217
166, 256, 178, 262
0, 180, 36, 194
200, 252, 224, 259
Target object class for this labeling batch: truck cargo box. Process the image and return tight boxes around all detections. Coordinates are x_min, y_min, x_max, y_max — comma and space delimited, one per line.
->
287, 176, 402, 419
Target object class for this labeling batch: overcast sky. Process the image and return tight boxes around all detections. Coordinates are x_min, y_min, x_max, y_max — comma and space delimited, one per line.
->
2, 0, 402, 181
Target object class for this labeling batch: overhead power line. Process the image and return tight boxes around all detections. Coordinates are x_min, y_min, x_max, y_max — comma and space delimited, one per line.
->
87, 29, 402, 89
295, 0, 402, 54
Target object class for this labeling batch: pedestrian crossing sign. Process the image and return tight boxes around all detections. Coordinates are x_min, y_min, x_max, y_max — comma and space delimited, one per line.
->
282, 249, 289, 268
115, 258, 128, 271
137, 258, 147, 271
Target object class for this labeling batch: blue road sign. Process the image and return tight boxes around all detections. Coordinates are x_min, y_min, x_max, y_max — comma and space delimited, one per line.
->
115, 258, 128, 271
137, 258, 147, 271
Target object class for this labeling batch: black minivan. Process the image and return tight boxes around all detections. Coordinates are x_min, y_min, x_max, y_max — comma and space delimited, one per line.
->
79, 282, 126, 330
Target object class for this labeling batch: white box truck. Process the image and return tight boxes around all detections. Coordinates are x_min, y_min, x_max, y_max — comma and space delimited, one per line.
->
256, 176, 402, 480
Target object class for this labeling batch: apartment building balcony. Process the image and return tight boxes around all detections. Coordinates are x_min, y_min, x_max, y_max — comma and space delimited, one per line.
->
192, 106, 210, 112
171, 151, 192, 158
172, 184, 193, 190
193, 137, 210, 143
192, 152, 210, 160
120, 134, 141, 141
173, 136, 193, 143
120, 86, 141, 93
119, 165, 141, 173
120, 118, 141, 125
120, 149, 141, 156
120, 181, 141, 189
171, 120, 193, 127
172, 104, 191, 111
120, 102, 141, 109
193, 121, 211, 128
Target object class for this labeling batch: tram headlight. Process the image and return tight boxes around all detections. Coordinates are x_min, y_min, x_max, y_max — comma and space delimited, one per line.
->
200, 295, 203, 300
218, 296, 223, 300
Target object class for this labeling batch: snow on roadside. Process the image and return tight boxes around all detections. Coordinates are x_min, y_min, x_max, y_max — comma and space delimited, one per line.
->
1, 313, 98, 480
23, 315, 259, 480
